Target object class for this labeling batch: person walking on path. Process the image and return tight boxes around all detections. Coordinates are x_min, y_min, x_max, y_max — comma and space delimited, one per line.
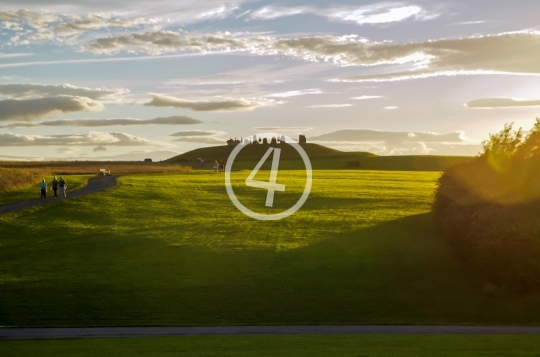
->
39, 179, 47, 200
58, 176, 67, 198
51, 177, 59, 199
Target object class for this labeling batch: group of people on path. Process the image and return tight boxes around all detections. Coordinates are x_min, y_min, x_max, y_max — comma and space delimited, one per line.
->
214, 159, 226, 172
39, 176, 67, 200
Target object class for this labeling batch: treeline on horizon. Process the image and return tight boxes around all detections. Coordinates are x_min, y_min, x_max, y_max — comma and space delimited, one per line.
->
434, 119, 540, 293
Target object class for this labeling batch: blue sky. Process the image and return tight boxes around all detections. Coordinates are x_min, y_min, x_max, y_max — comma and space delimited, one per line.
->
1, 0, 540, 160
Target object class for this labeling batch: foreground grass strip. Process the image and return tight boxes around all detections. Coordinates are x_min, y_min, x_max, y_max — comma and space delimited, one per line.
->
2, 335, 540, 357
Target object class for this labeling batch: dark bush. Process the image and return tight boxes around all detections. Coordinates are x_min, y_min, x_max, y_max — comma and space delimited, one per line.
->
434, 119, 540, 293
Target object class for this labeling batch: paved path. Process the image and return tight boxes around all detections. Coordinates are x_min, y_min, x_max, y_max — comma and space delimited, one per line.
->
0, 176, 118, 215
1, 325, 540, 340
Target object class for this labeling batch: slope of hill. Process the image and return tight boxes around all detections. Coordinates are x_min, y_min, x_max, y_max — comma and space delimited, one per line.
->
166, 143, 472, 171
166, 143, 371, 162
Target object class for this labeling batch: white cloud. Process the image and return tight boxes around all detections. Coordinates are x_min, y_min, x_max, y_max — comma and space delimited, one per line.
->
253, 126, 313, 133
306, 104, 353, 108
170, 130, 224, 137
84, 30, 244, 55
0, 131, 166, 146
311, 129, 465, 143
0, 95, 103, 121
352, 95, 384, 100
248, 3, 434, 25
267, 88, 321, 98
465, 98, 540, 108
0, 115, 202, 128
310, 129, 471, 156
332, 32, 540, 81
145, 93, 272, 112
80, 30, 540, 83
171, 136, 226, 145
384, 106, 398, 109
53, 13, 158, 35
0, 83, 128, 100
328, 4, 429, 25
248, 6, 308, 20
449, 20, 486, 26
0, 10, 160, 46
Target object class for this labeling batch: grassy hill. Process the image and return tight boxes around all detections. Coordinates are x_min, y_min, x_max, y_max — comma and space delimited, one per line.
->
2, 169, 540, 327
167, 143, 472, 171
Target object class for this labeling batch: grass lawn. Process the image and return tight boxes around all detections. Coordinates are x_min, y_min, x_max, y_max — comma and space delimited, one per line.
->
0, 175, 93, 207
2, 335, 540, 357
1, 169, 540, 326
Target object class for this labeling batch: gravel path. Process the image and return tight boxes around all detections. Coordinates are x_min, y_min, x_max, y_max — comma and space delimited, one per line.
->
0, 176, 118, 215
1, 325, 540, 340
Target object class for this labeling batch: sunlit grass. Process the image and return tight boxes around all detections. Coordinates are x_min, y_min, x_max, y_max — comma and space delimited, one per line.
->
1, 170, 540, 327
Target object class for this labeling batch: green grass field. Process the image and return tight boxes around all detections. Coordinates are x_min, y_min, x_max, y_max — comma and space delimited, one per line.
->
0, 175, 92, 207
1, 169, 540, 327
2, 335, 540, 357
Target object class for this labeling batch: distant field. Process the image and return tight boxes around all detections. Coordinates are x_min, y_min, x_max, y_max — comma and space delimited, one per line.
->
3, 335, 540, 357
169, 143, 472, 171
1, 170, 540, 327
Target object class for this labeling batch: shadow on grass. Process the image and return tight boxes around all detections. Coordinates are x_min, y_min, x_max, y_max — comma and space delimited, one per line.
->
1, 213, 540, 327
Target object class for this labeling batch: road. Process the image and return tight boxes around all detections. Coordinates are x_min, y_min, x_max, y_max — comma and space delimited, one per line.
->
0, 176, 117, 215
1, 325, 540, 339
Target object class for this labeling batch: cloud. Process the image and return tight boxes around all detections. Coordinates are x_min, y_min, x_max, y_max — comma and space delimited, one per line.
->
0, 131, 166, 147
0, 10, 159, 45
253, 126, 313, 133
267, 88, 321, 98
1, 115, 203, 128
332, 32, 540, 81
248, 3, 433, 24
328, 4, 430, 25
352, 95, 384, 100
306, 104, 353, 108
81, 30, 540, 83
311, 129, 469, 156
93, 145, 107, 152
7, 11, 539, 85
0, 83, 127, 100
312, 129, 464, 143
145, 93, 271, 111
84, 30, 245, 55
170, 130, 223, 137
171, 136, 226, 145
248, 6, 308, 20
465, 98, 540, 108
384, 106, 398, 109
56, 147, 79, 154
0, 95, 103, 121
169, 129, 227, 145
449, 20, 486, 26
52, 13, 158, 35
0, 9, 59, 30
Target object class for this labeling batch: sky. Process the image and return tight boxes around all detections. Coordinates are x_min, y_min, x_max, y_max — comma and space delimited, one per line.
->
1, 0, 540, 160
